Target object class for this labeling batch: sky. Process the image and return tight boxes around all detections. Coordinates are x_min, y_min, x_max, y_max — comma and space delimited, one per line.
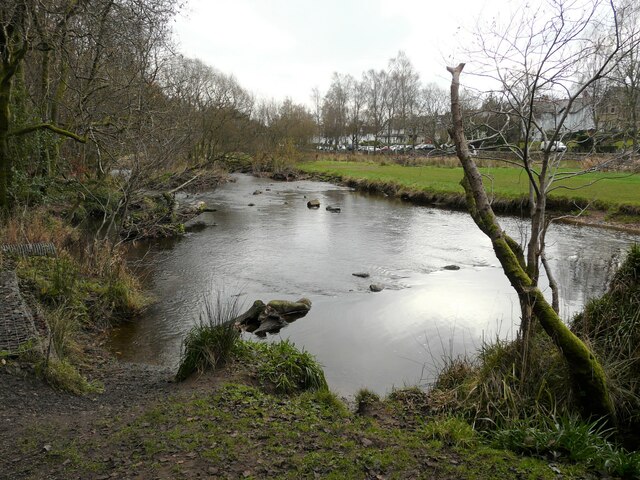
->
171, 0, 510, 106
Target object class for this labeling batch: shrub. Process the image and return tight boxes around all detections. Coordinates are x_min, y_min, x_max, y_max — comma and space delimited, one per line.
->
255, 339, 328, 394
176, 293, 242, 381
429, 335, 572, 427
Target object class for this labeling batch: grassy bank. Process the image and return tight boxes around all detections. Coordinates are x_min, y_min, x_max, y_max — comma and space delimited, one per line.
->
11, 339, 599, 480
298, 159, 640, 218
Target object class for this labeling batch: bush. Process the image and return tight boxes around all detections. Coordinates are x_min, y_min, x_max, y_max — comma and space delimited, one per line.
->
430, 335, 572, 427
245, 339, 327, 394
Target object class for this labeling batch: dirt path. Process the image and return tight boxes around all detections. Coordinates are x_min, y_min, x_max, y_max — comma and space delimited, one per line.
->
0, 358, 182, 479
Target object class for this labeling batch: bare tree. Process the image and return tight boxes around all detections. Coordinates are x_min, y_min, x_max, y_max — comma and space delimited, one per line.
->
449, 62, 613, 419
362, 68, 387, 148
447, 0, 640, 419
322, 72, 349, 147
389, 51, 420, 145
417, 83, 449, 144
610, 2, 640, 155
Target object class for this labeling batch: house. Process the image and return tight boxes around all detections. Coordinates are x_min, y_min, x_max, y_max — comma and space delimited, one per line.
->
534, 96, 595, 138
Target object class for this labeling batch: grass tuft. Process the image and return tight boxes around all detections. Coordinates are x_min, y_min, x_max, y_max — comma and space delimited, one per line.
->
254, 339, 328, 394
490, 415, 640, 478
175, 293, 242, 381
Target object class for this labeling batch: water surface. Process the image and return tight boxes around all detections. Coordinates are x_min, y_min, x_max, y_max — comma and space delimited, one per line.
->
110, 174, 639, 395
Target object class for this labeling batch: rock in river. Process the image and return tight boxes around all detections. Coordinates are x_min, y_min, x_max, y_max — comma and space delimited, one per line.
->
369, 284, 384, 292
307, 199, 320, 208
443, 265, 461, 271
234, 298, 312, 335
352, 272, 370, 278
326, 205, 341, 213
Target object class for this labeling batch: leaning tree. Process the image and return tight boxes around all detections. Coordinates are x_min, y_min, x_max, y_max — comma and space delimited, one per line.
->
447, 0, 640, 418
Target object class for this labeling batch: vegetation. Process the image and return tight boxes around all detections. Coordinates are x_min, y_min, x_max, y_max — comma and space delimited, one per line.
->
176, 295, 328, 394
14, 381, 599, 479
0, 208, 145, 393
175, 294, 242, 381
429, 245, 640, 475
572, 244, 640, 433
298, 159, 640, 212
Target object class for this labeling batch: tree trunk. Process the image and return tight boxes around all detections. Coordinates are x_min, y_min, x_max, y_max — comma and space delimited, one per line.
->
0, 81, 11, 210
448, 63, 613, 419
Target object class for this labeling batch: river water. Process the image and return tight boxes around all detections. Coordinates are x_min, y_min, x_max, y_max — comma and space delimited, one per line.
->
110, 174, 640, 395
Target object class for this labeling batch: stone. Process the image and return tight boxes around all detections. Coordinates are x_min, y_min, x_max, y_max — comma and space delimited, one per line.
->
369, 284, 384, 292
443, 265, 461, 271
326, 205, 341, 213
267, 298, 312, 317
307, 199, 320, 208
253, 190, 262, 195
248, 203, 255, 207
352, 272, 370, 278
234, 300, 267, 330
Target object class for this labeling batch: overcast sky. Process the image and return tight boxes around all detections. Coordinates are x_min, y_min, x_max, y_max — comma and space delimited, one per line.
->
172, 0, 509, 105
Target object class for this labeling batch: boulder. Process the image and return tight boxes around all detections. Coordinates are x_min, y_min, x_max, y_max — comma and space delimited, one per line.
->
267, 298, 312, 317
307, 199, 320, 208
248, 203, 256, 207
253, 190, 262, 195
326, 206, 341, 213
443, 265, 461, 271
370, 284, 384, 292
352, 272, 370, 278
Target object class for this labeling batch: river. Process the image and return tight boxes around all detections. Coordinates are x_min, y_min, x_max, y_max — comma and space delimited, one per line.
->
109, 174, 640, 395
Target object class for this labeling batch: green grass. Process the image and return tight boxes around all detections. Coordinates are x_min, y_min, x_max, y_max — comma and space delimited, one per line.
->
16, 383, 598, 479
235, 339, 328, 394
176, 293, 242, 381
299, 160, 640, 208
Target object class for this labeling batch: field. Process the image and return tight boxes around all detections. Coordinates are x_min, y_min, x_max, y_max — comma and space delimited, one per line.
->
298, 159, 640, 208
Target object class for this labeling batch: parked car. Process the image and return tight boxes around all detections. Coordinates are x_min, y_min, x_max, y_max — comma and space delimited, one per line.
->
540, 141, 567, 152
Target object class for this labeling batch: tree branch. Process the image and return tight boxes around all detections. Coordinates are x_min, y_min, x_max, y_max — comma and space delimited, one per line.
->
8, 123, 86, 143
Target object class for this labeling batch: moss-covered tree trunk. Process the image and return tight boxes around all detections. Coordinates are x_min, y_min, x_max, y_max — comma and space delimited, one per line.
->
447, 63, 613, 419
0, 85, 10, 211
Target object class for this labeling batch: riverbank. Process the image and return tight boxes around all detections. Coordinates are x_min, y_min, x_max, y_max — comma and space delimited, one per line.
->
297, 159, 640, 233
1, 165, 637, 479
1, 345, 597, 480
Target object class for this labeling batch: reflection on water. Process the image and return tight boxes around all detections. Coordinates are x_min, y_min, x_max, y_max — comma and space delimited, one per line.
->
110, 174, 639, 395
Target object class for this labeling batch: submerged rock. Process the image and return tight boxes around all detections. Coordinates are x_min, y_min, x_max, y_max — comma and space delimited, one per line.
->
253, 190, 262, 195
307, 199, 320, 208
352, 272, 370, 278
443, 265, 461, 271
326, 206, 341, 213
370, 284, 384, 292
